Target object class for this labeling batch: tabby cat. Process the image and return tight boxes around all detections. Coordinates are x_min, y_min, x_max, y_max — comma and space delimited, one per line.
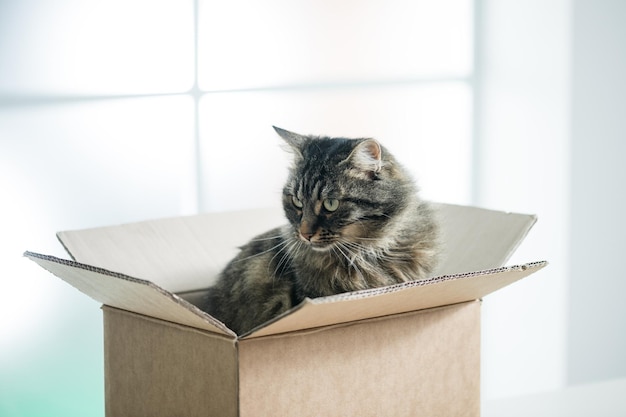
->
202, 127, 439, 334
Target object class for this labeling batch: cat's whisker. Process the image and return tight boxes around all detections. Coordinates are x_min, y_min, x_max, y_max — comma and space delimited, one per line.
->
350, 235, 383, 242
329, 247, 341, 288
249, 234, 287, 242
268, 238, 295, 279
334, 242, 356, 267
274, 238, 302, 279
337, 238, 414, 269
338, 239, 375, 256
234, 239, 289, 263
334, 241, 368, 288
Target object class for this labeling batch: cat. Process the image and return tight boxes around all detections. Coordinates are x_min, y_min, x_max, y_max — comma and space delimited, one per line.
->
201, 127, 439, 335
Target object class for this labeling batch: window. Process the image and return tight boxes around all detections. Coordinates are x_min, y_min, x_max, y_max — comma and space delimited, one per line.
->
1, 0, 474, 214
0, 2, 473, 416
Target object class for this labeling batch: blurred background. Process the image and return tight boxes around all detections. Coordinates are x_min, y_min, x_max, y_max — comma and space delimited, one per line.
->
0, 0, 624, 415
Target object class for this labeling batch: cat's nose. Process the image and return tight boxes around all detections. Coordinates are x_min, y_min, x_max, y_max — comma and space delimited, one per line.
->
299, 221, 315, 241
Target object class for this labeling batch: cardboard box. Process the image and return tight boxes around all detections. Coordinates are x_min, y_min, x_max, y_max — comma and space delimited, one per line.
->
25, 202, 546, 417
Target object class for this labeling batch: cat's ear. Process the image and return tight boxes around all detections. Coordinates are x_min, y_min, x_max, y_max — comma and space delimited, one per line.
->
273, 126, 305, 154
346, 139, 383, 174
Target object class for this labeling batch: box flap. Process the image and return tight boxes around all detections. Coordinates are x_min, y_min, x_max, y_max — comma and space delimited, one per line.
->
243, 261, 547, 339
40, 202, 542, 337
56, 203, 536, 294
431, 203, 537, 276
24, 251, 235, 338
57, 208, 285, 293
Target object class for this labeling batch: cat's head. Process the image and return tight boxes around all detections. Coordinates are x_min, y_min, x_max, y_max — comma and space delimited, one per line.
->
274, 126, 416, 252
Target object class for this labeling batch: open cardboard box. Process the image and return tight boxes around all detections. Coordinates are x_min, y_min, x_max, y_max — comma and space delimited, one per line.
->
25, 202, 546, 417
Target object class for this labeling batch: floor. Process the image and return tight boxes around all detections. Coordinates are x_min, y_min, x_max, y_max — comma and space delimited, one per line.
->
483, 378, 626, 417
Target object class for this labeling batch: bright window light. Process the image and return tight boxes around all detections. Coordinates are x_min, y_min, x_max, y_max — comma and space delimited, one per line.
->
0, 0, 194, 96
199, 82, 471, 212
0, 2, 474, 416
198, 0, 472, 90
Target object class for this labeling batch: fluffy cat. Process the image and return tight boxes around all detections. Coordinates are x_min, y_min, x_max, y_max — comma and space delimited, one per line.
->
202, 127, 439, 334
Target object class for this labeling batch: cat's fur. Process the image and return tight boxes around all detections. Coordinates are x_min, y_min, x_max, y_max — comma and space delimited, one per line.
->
202, 127, 439, 334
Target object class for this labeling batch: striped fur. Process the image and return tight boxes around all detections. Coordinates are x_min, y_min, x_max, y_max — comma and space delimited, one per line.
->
202, 127, 439, 334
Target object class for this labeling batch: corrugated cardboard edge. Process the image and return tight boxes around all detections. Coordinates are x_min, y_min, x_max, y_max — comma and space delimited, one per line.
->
319, 261, 547, 302
23, 251, 235, 338
25, 249, 546, 339
243, 261, 547, 338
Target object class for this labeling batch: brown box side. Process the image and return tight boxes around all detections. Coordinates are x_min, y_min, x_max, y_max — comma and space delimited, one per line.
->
238, 301, 481, 417
103, 307, 238, 417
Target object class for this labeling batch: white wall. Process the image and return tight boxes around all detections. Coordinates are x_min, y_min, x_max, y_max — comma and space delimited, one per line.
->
478, 0, 571, 399
479, 0, 626, 398
568, 0, 626, 385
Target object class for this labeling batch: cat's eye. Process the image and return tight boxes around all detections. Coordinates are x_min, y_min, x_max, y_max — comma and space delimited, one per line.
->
292, 195, 303, 209
323, 198, 340, 212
